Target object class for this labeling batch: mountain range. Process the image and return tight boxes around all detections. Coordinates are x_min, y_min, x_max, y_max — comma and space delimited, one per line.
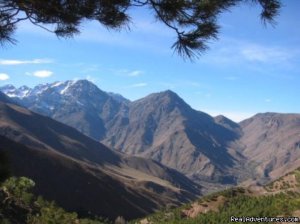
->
0, 96, 201, 220
1, 80, 300, 188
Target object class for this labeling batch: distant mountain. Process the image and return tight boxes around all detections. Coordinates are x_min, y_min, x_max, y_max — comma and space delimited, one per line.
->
107, 92, 130, 104
0, 84, 31, 98
0, 91, 12, 103
239, 112, 300, 183
214, 115, 242, 134
0, 98, 201, 220
0, 80, 129, 140
103, 90, 248, 185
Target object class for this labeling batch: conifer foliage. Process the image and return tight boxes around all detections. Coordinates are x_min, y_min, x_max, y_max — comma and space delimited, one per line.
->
0, 177, 111, 224
0, 0, 281, 58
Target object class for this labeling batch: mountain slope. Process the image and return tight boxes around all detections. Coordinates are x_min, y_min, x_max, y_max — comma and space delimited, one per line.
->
239, 112, 300, 183
137, 166, 300, 224
0, 80, 127, 140
0, 92, 12, 104
3, 81, 300, 188
1, 82, 247, 186
0, 99, 201, 220
103, 90, 247, 185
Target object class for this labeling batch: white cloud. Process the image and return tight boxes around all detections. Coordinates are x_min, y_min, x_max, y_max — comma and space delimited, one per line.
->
204, 110, 255, 122
31, 70, 53, 78
112, 69, 144, 77
86, 75, 98, 83
129, 83, 148, 88
199, 38, 295, 68
0, 59, 53, 65
241, 45, 291, 63
0, 73, 10, 81
128, 70, 143, 77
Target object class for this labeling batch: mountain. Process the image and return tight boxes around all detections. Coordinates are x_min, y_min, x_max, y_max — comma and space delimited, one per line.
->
107, 92, 130, 104
102, 90, 248, 186
0, 92, 12, 103
0, 99, 201, 220
2, 80, 300, 187
0, 81, 252, 186
239, 112, 300, 183
0, 84, 31, 98
214, 115, 242, 134
0, 80, 128, 140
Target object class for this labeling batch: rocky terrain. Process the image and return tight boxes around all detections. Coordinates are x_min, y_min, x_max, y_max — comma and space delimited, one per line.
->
1, 80, 300, 187
0, 97, 201, 220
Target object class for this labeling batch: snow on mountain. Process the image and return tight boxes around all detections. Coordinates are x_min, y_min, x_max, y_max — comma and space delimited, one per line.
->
0, 79, 129, 140
0, 80, 79, 99
0, 84, 31, 98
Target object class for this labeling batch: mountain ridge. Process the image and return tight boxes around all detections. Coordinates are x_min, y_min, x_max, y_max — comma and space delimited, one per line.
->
0, 98, 201, 220
1, 80, 300, 187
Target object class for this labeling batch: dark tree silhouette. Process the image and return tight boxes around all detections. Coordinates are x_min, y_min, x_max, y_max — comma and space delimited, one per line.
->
0, 150, 10, 183
0, 0, 281, 58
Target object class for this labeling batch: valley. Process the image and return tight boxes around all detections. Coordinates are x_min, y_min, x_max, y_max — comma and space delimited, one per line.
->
1, 80, 299, 187
0, 94, 201, 220
1, 81, 300, 222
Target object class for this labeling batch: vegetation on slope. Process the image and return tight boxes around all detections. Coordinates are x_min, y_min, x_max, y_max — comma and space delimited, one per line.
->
2, 166, 300, 224
135, 168, 300, 224
0, 177, 112, 224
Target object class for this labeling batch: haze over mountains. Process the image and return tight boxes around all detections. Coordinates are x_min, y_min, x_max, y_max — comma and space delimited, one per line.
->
1, 80, 300, 188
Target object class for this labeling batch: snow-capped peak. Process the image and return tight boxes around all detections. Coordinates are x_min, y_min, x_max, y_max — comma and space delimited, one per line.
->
0, 84, 31, 98
59, 80, 76, 94
17, 86, 31, 98
51, 81, 64, 88
30, 83, 51, 96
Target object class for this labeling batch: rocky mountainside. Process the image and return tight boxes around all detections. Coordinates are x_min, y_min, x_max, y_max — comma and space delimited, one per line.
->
239, 112, 300, 183
0, 98, 201, 220
103, 90, 248, 185
0, 81, 248, 186
2, 80, 300, 187
0, 80, 128, 140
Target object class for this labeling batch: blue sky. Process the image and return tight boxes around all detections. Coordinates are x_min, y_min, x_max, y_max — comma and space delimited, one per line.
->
0, 1, 299, 121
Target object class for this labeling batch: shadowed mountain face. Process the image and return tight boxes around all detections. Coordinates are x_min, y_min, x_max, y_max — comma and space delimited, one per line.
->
0, 100, 201, 220
0, 92, 11, 104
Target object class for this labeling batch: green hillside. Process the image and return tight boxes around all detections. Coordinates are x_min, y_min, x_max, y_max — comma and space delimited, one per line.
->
2, 169, 300, 224
0, 177, 111, 224
134, 168, 300, 224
